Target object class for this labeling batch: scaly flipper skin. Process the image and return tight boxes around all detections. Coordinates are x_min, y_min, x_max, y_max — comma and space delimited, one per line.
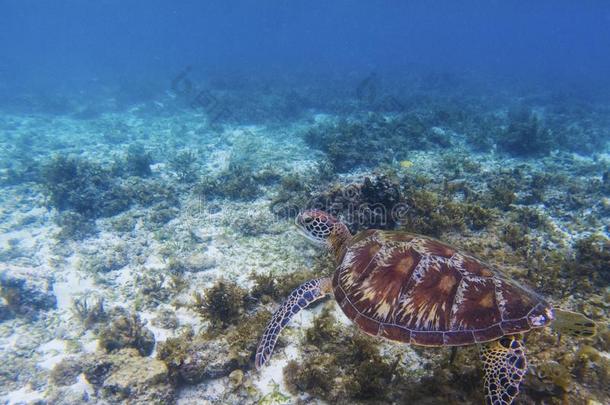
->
255, 277, 332, 369
480, 335, 527, 405
551, 309, 597, 338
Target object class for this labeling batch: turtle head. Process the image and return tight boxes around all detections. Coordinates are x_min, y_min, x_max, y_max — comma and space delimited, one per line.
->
296, 210, 351, 256
296, 210, 339, 245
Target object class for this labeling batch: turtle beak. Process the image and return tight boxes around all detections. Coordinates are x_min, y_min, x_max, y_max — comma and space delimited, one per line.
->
294, 214, 305, 230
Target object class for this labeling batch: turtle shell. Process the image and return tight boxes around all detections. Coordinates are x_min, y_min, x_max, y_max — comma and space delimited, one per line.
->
333, 230, 553, 346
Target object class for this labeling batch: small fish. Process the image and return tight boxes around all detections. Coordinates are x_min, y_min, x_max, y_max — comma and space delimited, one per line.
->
399, 160, 414, 168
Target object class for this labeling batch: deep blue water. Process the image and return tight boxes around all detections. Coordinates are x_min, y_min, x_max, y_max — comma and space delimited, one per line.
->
1, 1, 610, 102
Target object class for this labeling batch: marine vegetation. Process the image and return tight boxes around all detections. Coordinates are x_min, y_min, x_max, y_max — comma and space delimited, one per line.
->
400, 188, 495, 236
120, 143, 153, 177
270, 162, 334, 219
36, 153, 179, 239
196, 163, 261, 200
250, 265, 328, 304
169, 149, 198, 182
498, 107, 554, 156
157, 309, 270, 384
98, 311, 155, 356
284, 308, 398, 403
54, 210, 97, 240
72, 296, 107, 329
191, 279, 250, 327
568, 234, 610, 286
304, 114, 450, 172
40, 154, 131, 218
308, 175, 403, 230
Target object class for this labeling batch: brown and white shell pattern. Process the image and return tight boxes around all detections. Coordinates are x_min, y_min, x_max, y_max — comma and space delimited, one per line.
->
332, 230, 554, 346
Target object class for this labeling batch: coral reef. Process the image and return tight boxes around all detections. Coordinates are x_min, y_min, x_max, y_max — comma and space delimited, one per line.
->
0, 72, 608, 405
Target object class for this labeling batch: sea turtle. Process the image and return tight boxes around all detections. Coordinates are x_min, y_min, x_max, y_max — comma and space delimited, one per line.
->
255, 210, 597, 405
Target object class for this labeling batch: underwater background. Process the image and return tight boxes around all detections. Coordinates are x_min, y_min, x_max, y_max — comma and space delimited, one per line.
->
0, 1, 609, 404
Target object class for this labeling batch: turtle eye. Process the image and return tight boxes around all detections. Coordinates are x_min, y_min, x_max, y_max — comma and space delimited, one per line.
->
303, 217, 313, 224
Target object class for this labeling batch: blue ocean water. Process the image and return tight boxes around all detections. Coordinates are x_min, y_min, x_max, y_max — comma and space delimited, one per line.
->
1, 1, 610, 102
0, 2, 609, 405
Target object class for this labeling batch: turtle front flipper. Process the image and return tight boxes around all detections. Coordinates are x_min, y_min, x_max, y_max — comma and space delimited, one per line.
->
480, 335, 527, 405
255, 277, 332, 369
551, 309, 597, 338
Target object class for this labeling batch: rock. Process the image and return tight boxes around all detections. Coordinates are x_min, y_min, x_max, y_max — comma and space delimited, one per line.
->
0, 264, 57, 319
157, 332, 237, 384
0, 302, 11, 321
180, 338, 236, 383
229, 369, 244, 387
182, 252, 216, 272
83, 348, 174, 404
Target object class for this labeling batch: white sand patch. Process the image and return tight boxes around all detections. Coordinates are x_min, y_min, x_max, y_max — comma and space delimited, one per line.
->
37, 339, 68, 370
66, 373, 94, 398
254, 344, 296, 398
1, 384, 44, 405
144, 254, 166, 270
176, 377, 227, 404
139, 310, 175, 356
173, 307, 205, 332
0, 333, 19, 353
80, 331, 99, 353
253, 302, 328, 397
113, 265, 134, 286
53, 266, 96, 312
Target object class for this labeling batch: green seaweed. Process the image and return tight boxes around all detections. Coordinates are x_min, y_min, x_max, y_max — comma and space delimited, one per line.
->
498, 107, 553, 156
192, 279, 249, 327
486, 175, 517, 210
169, 150, 198, 182
196, 163, 261, 201
284, 308, 397, 402
119, 143, 153, 177
400, 188, 495, 237
98, 312, 155, 356
40, 154, 132, 218
501, 223, 530, 252
72, 296, 107, 329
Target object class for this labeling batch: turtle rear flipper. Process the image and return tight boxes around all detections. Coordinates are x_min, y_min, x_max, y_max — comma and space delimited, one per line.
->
552, 309, 597, 338
481, 335, 527, 405
255, 277, 332, 369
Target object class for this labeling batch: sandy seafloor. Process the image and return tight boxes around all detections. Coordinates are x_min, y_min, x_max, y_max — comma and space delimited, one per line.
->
0, 97, 608, 405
